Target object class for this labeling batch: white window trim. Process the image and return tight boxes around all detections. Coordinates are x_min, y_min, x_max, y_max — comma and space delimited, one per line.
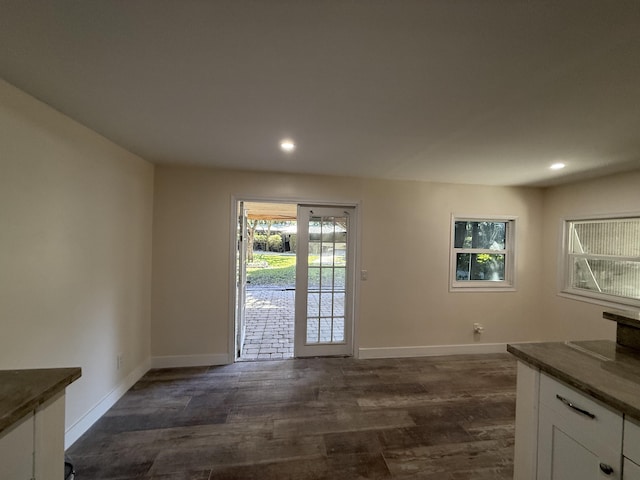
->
449, 214, 517, 292
558, 212, 640, 309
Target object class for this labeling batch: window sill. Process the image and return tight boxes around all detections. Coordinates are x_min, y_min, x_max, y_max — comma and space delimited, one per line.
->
557, 291, 640, 310
450, 284, 516, 293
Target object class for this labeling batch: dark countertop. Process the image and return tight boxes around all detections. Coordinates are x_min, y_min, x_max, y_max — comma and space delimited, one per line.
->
508, 340, 640, 421
603, 309, 640, 328
0, 367, 81, 434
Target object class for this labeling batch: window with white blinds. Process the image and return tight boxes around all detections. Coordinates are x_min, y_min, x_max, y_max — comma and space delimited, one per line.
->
563, 216, 640, 307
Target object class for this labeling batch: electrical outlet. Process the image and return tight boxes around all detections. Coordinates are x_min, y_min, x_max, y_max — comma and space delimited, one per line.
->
473, 323, 484, 334
117, 353, 123, 370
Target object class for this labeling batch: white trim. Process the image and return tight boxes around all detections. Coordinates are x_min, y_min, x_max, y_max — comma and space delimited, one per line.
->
228, 196, 239, 364
358, 343, 507, 359
557, 291, 640, 310
65, 358, 150, 448
150, 353, 230, 369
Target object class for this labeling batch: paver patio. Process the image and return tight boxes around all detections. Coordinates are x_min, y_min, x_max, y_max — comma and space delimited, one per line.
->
241, 287, 347, 360
241, 288, 295, 360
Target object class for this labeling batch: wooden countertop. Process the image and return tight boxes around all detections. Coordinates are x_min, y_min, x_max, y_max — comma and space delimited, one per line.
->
508, 340, 640, 421
0, 368, 81, 434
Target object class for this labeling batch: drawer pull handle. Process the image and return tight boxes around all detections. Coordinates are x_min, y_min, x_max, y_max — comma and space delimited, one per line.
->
555, 394, 596, 419
599, 463, 614, 475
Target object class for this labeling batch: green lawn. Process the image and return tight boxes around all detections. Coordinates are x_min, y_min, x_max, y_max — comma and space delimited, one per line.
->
246, 252, 345, 288
247, 253, 296, 286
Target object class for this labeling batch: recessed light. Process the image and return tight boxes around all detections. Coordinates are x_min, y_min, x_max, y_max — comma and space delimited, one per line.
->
550, 162, 566, 170
280, 139, 295, 152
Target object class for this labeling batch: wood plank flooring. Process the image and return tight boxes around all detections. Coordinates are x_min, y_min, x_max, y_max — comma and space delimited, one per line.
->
67, 354, 516, 479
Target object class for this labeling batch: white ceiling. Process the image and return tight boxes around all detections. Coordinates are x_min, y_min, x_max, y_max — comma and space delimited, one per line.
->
1, 0, 639, 186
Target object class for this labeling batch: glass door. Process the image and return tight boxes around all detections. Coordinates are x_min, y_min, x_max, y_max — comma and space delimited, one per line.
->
295, 205, 355, 357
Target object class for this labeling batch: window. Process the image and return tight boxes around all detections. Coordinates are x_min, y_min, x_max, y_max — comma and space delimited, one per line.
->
562, 215, 640, 307
450, 216, 516, 291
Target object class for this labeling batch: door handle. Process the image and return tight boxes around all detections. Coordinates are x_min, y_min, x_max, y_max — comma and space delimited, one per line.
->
555, 394, 596, 419
599, 463, 614, 475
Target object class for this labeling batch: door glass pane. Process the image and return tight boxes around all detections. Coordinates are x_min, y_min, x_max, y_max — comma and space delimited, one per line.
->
321, 248, 334, 266
307, 292, 319, 316
334, 267, 346, 289
332, 292, 345, 317
332, 318, 345, 342
308, 267, 320, 289
307, 318, 319, 343
321, 219, 336, 242
320, 292, 333, 316
319, 319, 332, 343
309, 217, 322, 241
308, 241, 321, 259
333, 231, 347, 243
334, 242, 347, 265
321, 268, 334, 290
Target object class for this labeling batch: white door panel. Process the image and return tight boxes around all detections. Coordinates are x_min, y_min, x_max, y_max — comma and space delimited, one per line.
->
295, 206, 355, 357
236, 202, 248, 358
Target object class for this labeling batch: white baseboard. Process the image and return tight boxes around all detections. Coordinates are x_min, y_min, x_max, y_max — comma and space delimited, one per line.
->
65, 358, 150, 448
150, 353, 230, 369
358, 343, 507, 359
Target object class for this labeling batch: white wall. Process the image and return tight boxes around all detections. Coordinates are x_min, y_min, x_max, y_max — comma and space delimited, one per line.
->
152, 166, 545, 363
0, 79, 154, 446
540, 169, 640, 341
360, 179, 545, 351
151, 167, 362, 364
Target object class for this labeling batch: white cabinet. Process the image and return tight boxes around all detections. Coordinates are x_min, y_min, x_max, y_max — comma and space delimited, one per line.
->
537, 373, 622, 479
0, 392, 66, 480
538, 403, 621, 479
624, 459, 640, 480
0, 412, 35, 480
624, 418, 640, 479
513, 361, 540, 479
513, 361, 633, 480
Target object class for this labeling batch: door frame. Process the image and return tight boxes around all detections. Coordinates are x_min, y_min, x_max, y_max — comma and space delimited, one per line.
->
227, 195, 361, 363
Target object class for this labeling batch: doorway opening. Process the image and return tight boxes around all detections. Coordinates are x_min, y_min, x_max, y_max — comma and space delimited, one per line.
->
236, 201, 297, 361
234, 200, 358, 362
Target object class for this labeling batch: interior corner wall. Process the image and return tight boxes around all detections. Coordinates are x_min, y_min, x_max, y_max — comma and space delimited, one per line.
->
540, 169, 640, 341
0, 79, 154, 446
151, 165, 547, 363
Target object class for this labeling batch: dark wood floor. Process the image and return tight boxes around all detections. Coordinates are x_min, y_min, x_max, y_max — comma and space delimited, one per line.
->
67, 353, 516, 479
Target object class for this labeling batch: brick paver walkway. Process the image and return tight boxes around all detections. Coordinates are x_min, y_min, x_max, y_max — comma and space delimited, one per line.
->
241, 288, 294, 360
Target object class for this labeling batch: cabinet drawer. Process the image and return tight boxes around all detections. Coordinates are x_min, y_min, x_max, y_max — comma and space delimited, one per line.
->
624, 458, 640, 480
539, 373, 622, 450
625, 418, 640, 464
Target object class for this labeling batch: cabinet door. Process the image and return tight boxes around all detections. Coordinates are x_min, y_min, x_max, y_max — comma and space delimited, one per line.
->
624, 458, 640, 480
538, 404, 620, 480
0, 413, 34, 479
548, 424, 601, 479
